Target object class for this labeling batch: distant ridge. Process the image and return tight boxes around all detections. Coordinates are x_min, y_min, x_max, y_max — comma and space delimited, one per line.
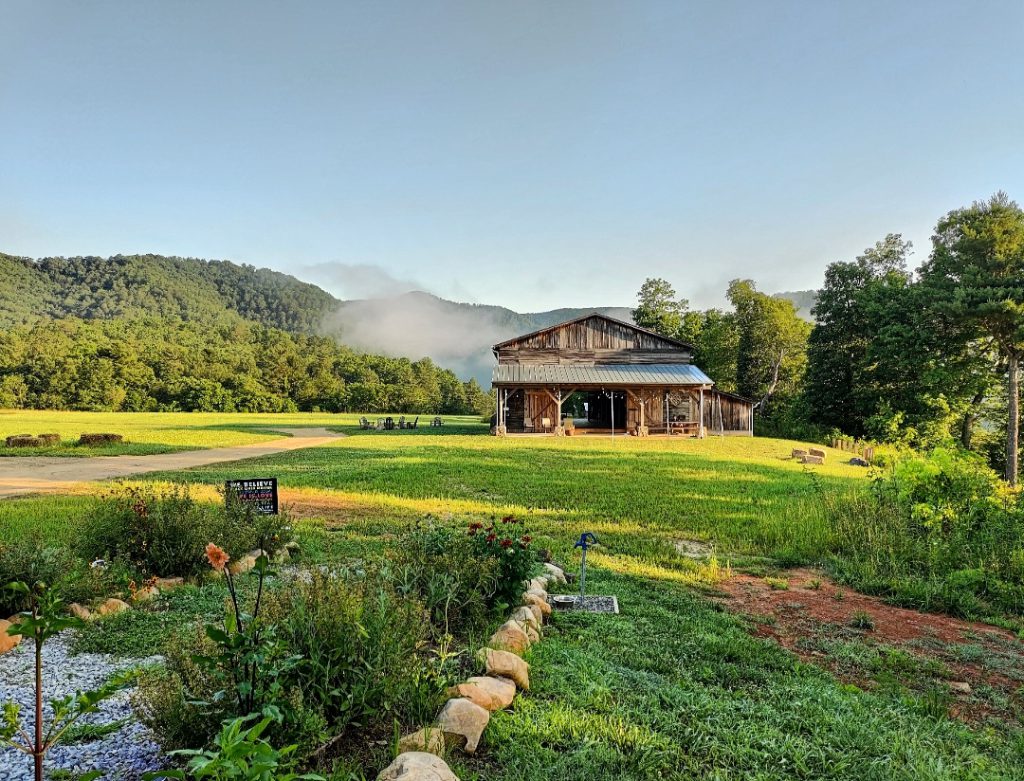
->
0, 251, 816, 381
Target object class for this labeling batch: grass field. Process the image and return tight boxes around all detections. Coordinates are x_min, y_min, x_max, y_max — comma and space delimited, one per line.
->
0, 409, 480, 456
2, 412, 1023, 779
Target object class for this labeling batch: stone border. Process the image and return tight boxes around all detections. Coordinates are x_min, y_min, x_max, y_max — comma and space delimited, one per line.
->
378, 563, 568, 780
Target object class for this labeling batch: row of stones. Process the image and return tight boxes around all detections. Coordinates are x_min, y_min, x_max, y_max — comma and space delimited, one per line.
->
377, 562, 566, 781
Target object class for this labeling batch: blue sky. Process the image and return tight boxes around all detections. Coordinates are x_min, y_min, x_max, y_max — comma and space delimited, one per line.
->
2, 1, 1022, 310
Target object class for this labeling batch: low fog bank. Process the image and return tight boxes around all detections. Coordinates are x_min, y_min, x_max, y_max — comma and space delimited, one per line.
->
321, 291, 632, 383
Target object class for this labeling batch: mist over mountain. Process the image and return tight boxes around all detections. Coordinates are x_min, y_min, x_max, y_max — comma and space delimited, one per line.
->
323, 291, 634, 382
0, 251, 814, 383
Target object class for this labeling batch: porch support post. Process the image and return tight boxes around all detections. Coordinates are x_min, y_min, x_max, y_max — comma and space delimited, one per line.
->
699, 386, 705, 438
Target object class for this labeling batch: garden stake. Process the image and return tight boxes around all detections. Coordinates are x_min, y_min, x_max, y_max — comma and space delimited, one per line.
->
574, 532, 599, 603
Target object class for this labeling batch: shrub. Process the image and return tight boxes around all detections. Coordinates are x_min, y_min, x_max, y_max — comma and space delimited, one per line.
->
81, 484, 294, 579
83, 485, 221, 578
825, 448, 1024, 619
264, 568, 448, 741
389, 521, 497, 635
0, 540, 112, 615
469, 515, 536, 609
134, 623, 226, 751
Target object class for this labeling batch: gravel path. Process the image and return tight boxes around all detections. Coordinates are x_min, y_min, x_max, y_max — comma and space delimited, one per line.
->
0, 635, 164, 781
0, 426, 346, 498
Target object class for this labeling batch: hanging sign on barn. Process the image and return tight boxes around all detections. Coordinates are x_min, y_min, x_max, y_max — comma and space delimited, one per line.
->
225, 477, 279, 514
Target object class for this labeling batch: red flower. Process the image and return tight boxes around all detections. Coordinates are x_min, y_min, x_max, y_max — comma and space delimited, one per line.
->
501, 515, 517, 524
520, 535, 532, 544
468, 522, 483, 530
486, 533, 497, 542
500, 538, 513, 548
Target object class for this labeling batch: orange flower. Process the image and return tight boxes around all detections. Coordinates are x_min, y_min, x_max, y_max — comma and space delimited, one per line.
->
205, 542, 230, 572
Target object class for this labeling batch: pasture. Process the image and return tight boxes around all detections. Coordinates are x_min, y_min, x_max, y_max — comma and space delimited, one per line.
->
1, 412, 1022, 779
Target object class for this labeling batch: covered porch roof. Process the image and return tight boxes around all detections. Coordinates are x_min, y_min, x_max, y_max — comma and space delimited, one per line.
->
491, 362, 713, 387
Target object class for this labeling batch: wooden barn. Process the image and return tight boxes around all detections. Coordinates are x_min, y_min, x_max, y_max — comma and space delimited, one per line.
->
491, 313, 753, 437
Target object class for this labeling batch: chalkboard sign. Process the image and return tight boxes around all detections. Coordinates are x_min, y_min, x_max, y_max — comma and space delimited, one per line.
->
225, 477, 278, 515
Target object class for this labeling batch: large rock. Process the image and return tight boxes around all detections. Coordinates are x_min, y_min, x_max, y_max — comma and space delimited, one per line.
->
131, 585, 159, 603
802, 455, 824, 465
522, 592, 552, 618
542, 562, 567, 584
477, 647, 530, 690
527, 577, 548, 593
155, 576, 184, 591
449, 675, 517, 712
791, 448, 808, 459
510, 605, 542, 631
96, 598, 130, 617
397, 727, 446, 756
377, 752, 459, 781
229, 550, 265, 575
488, 620, 530, 655
436, 697, 489, 754
0, 619, 22, 654
68, 603, 92, 621
466, 675, 516, 710
808, 447, 827, 459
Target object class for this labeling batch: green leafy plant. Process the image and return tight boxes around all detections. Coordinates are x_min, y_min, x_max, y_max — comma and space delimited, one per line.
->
850, 610, 875, 630
0, 581, 135, 781
469, 515, 535, 609
195, 545, 296, 718
144, 713, 323, 781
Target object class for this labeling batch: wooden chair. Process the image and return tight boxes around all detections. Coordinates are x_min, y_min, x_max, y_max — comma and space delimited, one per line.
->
408, 416, 419, 429
541, 417, 552, 432
359, 417, 371, 430
523, 416, 533, 432
398, 415, 406, 429
431, 416, 443, 427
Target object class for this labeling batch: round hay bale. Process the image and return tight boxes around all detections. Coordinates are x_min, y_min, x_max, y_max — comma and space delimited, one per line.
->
77, 433, 124, 446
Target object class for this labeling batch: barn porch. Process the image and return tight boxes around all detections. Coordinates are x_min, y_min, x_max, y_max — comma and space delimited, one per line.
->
492, 364, 754, 437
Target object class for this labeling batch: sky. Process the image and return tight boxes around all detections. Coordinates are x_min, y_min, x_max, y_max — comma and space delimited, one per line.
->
2, 1, 1023, 311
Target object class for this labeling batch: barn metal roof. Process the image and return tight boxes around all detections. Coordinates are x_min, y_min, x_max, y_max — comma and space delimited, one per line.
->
491, 363, 713, 387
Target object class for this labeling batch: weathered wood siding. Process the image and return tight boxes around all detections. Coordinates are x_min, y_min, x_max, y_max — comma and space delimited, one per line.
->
702, 392, 753, 434
497, 316, 692, 365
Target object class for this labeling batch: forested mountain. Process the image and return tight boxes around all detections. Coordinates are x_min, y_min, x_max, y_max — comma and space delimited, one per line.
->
0, 253, 337, 332
0, 253, 490, 414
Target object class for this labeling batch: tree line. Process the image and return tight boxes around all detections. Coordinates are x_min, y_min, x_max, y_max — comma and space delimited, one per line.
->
633, 192, 1024, 483
0, 316, 492, 416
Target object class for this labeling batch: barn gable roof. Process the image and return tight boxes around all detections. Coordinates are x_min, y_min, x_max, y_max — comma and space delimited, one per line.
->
492, 313, 693, 352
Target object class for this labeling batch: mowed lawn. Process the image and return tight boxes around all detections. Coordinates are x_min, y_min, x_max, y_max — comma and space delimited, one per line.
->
0, 409, 480, 455
3, 414, 1022, 779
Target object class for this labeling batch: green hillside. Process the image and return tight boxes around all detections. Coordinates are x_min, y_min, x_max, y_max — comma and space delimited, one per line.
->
0, 252, 337, 332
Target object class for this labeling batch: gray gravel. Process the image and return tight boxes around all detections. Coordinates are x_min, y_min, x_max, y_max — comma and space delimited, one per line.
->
0, 634, 165, 781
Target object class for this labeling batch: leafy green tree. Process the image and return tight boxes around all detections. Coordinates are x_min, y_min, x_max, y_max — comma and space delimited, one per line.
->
679, 308, 739, 393
919, 193, 1024, 483
804, 234, 913, 435
728, 279, 810, 415
632, 278, 688, 337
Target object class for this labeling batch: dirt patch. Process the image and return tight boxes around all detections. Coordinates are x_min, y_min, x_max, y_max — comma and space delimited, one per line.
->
714, 568, 1024, 727
674, 539, 714, 559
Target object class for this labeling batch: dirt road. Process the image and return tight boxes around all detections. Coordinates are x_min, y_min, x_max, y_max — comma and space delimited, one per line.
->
0, 427, 344, 498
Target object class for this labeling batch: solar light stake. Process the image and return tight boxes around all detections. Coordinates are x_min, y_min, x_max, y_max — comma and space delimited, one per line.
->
574, 532, 599, 602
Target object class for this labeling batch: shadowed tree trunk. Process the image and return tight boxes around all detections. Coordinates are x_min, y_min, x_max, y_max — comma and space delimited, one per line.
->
960, 390, 986, 450
1007, 353, 1019, 486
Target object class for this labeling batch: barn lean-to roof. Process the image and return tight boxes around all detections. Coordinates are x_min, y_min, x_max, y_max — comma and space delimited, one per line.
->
491, 312, 694, 353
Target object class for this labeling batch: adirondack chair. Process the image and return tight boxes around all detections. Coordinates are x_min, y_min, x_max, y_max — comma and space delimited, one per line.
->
384, 416, 395, 430
408, 416, 419, 429
359, 417, 371, 430
431, 416, 443, 427
397, 415, 406, 429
